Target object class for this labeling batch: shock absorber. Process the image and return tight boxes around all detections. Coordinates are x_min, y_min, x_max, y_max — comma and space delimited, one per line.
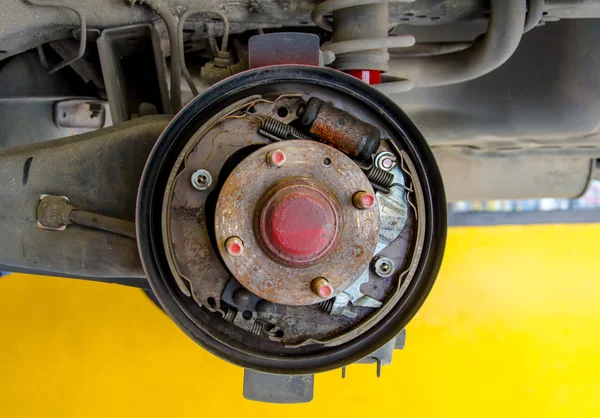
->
313, 0, 528, 93
312, 0, 415, 90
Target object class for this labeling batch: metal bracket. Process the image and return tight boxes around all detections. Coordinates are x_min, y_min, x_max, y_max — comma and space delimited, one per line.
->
248, 33, 321, 68
30, 1, 87, 74
343, 329, 407, 378
243, 370, 314, 404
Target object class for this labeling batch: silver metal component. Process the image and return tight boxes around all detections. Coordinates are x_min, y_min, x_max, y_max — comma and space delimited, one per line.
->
376, 164, 409, 253
312, 0, 415, 72
354, 159, 395, 191
320, 49, 336, 66
329, 157, 408, 316
329, 292, 358, 318
330, 268, 382, 315
243, 370, 314, 404
340, 307, 358, 319
190, 169, 213, 190
330, 292, 350, 315
372, 256, 395, 278
55, 100, 111, 130
375, 151, 397, 171
353, 295, 384, 308
355, 335, 396, 376
343, 330, 406, 378
395, 328, 407, 350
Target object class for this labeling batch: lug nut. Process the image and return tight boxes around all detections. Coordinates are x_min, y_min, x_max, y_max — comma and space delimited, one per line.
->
352, 191, 376, 210
311, 277, 334, 299
225, 236, 244, 256
266, 149, 286, 167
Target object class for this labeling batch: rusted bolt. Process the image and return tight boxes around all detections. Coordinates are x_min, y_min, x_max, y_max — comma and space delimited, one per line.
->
311, 277, 333, 299
352, 191, 376, 210
225, 236, 244, 256
266, 149, 286, 167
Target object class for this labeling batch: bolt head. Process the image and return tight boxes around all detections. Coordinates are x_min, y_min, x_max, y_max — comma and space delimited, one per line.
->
373, 256, 395, 278
381, 157, 394, 169
191, 169, 212, 191
352, 191, 376, 210
266, 149, 286, 167
311, 277, 334, 299
225, 236, 244, 256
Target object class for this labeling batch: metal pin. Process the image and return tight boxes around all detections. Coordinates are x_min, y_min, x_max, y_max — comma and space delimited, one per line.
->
341, 366, 346, 379
376, 358, 382, 378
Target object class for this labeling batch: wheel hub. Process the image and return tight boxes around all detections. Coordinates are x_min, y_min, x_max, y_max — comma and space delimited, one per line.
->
257, 178, 340, 267
214, 140, 380, 306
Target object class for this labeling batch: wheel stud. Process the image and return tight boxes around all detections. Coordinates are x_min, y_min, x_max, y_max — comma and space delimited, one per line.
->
352, 191, 375, 209
311, 277, 333, 299
266, 149, 287, 167
225, 236, 244, 256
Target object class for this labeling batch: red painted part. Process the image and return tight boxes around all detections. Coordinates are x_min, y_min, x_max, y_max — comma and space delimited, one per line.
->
270, 150, 286, 165
318, 284, 332, 298
359, 193, 375, 208
344, 69, 381, 85
228, 242, 243, 255
260, 183, 339, 267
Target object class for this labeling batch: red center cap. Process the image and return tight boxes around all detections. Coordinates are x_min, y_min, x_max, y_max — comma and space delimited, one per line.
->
258, 180, 340, 267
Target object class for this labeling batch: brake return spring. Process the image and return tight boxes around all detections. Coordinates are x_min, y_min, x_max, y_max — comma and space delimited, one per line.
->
259, 116, 314, 141
353, 159, 394, 192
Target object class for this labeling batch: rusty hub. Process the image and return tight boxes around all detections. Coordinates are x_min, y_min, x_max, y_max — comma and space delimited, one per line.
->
256, 178, 340, 267
214, 140, 380, 306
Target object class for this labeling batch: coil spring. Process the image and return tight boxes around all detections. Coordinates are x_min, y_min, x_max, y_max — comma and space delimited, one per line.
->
223, 309, 236, 323
353, 159, 395, 190
318, 299, 334, 314
261, 116, 393, 191
261, 117, 316, 141
311, 0, 415, 94
262, 116, 291, 138
251, 321, 262, 335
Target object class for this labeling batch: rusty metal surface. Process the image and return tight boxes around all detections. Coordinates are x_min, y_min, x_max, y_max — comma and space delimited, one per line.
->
255, 178, 341, 267
214, 140, 380, 306
163, 96, 271, 305
36, 195, 73, 230
287, 149, 425, 347
160, 88, 420, 348
249, 33, 321, 69
302, 98, 382, 160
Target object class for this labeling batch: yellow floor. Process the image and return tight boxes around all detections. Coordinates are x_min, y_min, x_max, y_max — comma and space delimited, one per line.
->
0, 224, 599, 417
